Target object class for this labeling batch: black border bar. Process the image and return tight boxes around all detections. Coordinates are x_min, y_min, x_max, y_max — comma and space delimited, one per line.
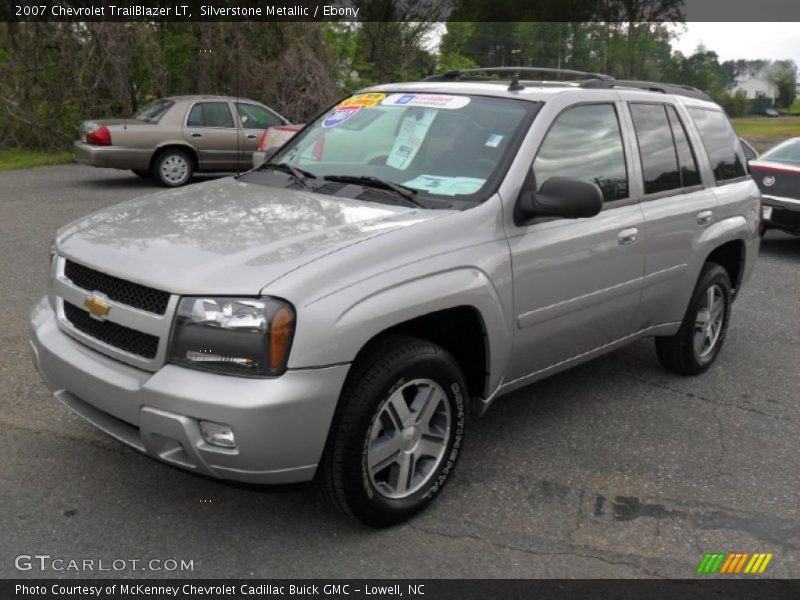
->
3, 0, 800, 22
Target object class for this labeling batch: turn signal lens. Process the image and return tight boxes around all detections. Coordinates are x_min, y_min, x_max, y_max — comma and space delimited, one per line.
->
270, 305, 294, 371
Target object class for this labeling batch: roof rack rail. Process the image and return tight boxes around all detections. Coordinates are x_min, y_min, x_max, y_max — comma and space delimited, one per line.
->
424, 66, 613, 91
579, 78, 712, 101
423, 66, 713, 101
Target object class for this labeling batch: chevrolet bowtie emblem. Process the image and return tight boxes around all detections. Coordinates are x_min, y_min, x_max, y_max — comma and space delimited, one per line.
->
84, 293, 111, 319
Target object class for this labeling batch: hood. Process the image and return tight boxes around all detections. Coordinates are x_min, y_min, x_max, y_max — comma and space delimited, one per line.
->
56, 177, 439, 295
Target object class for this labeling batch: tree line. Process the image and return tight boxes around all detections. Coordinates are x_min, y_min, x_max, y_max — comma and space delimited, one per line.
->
0, 18, 796, 151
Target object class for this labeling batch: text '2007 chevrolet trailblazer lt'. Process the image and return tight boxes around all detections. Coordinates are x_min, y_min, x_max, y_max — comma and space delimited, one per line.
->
31, 68, 760, 527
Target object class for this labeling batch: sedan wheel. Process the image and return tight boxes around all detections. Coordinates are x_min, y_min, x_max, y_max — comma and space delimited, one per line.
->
154, 151, 193, 187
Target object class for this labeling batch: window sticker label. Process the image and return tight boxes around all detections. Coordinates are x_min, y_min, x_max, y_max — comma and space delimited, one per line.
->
322, 105, 361, 128
386, 109, 437, 170
381, 93, 471, 110
403, 175, 485, 196
486, 133, 504, 148
337, 92, 386, 109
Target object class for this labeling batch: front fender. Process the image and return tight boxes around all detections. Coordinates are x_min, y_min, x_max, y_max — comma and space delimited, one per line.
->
287, 266, 513, 397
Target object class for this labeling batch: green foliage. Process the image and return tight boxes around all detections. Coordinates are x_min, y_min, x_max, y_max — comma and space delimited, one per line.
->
768, 60, 797, 109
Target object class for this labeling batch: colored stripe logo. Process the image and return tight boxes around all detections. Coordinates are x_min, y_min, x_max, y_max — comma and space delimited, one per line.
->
696, 552, 773, 574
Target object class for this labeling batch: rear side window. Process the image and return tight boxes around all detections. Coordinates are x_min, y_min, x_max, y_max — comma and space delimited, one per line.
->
534, 103, 628, 202
666, 106, 701, 188
630, 103, 681, 194
134, 99, 174, 123
688, 108, 747, 182
186, 102, 234, 128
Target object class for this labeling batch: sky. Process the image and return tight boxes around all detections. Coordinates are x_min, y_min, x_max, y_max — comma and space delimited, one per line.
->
671, 22, 800, 67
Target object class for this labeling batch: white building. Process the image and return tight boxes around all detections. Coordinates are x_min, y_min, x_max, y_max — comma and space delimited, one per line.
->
730, 75, 778, 101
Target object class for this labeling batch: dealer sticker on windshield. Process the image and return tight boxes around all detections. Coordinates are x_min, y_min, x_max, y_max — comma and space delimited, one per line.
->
322, 106, 360, 128
381, 93, 471, 110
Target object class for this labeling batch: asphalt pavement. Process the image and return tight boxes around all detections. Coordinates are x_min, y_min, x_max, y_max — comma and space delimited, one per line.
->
1, 165, 798, 579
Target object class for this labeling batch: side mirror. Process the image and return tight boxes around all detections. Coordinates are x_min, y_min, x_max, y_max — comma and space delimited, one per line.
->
515, 176, 603, 224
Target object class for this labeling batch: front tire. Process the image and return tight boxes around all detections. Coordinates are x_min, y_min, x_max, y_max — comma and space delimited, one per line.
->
153, 149, 193, 187
317, 335, 467, 528
655, 263, 732, 375
131, 169, 150, 179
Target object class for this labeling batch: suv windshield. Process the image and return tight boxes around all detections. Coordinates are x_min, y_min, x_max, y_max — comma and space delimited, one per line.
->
134, 99, 174, 123
249, 92, 535, 206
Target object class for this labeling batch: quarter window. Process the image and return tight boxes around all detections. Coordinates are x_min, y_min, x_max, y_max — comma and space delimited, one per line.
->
186, 102, 234, 128
688, 108, 747, 182
630, 103, 681, 195
533, 104, 628, 202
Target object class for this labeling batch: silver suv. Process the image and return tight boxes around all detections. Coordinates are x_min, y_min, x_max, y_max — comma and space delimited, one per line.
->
30, 68, 760, 527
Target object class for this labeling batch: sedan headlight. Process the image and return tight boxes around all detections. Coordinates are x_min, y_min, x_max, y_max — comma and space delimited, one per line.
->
169, 297, 295, 377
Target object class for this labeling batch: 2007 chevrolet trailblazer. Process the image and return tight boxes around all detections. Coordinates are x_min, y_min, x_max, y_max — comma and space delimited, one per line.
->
30, 68, 760, 527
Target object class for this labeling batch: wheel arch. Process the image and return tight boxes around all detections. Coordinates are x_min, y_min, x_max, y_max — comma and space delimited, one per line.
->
290, 267, 513, 403
149, 142, 199, 171
704, 238, 745, 293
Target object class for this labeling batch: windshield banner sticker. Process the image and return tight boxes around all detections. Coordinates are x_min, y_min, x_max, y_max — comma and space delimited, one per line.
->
386, 109, 437, 170
322, 105, 361, 128
381, 93, 471, 110
403, 175, 485, 196
338, 93, 386, 109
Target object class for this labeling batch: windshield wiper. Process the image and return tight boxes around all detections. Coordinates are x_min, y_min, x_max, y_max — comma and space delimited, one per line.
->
323, 175, 425, 208
259, 162, 316, 190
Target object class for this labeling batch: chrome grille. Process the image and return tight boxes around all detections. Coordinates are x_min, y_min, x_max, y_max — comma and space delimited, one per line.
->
64, 301, 159, 359
64, 260, 170, 315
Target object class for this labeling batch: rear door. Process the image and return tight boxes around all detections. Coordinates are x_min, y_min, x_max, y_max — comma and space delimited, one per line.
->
628, 101, 721, 329
234, 102, 287, 167
183, 101, 240, 170
506, 102, 646, 381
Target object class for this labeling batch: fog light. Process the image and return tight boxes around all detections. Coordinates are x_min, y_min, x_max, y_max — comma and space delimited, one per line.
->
199, 420, 237, 448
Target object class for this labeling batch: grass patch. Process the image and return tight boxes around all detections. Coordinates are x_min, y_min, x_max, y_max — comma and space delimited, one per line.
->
777, 98, 800, 115
0, 149, 74, 171
732, 116, 800, 152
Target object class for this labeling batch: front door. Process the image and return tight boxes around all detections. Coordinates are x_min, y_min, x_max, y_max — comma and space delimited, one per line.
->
506, 102, 645, 382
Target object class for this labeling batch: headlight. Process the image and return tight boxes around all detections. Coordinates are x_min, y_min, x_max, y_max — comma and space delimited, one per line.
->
168, 297, 295, 377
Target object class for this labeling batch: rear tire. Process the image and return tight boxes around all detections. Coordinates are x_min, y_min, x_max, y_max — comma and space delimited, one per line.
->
153, 149, 193, 187
655, 263, 732, 375
131, 169, 150, 179
317, 335, 467, 528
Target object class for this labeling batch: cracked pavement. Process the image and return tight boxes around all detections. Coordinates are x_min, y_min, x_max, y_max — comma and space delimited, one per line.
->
1, 165, 799, 579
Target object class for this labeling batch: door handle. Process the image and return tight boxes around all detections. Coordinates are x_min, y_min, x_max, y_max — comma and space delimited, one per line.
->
618, 228, 639, 246
697, 210, 714, 226
245, 133, 258, 139
191, 132, 202, 138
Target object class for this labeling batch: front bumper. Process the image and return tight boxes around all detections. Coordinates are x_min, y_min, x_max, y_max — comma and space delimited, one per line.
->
30, 297, 349, 484
762, 194, 800, 234
73, 141, 152, 170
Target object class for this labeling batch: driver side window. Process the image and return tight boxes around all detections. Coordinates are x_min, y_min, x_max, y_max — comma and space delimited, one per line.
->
533, 104, 629, 202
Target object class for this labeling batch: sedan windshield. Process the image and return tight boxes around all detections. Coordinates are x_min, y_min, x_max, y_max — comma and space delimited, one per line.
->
259, 92, 535, 205
760, 140, 800, 165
